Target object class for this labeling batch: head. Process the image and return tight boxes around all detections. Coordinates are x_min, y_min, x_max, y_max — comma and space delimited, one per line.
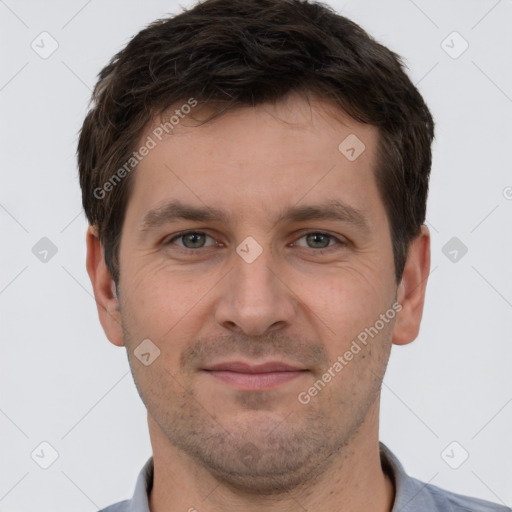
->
81, 0, 433, 494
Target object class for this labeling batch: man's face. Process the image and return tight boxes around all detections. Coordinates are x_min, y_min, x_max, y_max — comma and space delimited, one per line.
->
115, 93, 399, 491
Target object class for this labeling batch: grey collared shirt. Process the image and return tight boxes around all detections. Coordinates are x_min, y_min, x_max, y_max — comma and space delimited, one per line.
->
97, 442, 511, 512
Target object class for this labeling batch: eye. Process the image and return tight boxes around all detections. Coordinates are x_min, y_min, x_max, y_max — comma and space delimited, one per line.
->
165, 231, 218, 250
293, 231, 346, 250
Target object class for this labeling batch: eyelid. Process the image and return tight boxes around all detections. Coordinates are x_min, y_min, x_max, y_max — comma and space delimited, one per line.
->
291, 230, 347, 249
165, 230, 218, 249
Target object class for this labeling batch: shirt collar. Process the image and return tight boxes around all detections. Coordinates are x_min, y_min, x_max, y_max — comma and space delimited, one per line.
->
379, 441, 451, 511
127, 454, 153, 512
127, 442, 449, 512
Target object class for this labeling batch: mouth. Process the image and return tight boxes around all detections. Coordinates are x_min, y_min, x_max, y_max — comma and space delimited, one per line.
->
202, 361, 309, 390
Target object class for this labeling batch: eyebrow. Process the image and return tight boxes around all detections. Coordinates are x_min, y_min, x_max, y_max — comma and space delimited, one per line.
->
139, 199, 371, 234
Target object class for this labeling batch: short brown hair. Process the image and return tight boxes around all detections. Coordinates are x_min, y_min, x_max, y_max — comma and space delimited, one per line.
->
78, 0, 434, 286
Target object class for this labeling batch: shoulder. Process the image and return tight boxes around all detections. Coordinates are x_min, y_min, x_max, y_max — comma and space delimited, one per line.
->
96, 499, 130, 512
379, 442, 510, 512
418, 479, 511, 512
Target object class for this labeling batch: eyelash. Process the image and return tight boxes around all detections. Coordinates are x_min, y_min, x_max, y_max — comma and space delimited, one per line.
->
164, 230, 347, 254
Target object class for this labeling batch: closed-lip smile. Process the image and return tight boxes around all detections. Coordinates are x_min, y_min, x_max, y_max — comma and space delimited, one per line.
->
203, 360, 309, 390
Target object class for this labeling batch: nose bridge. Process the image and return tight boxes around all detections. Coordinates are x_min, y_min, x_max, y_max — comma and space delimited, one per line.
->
234, 239, 277, 299
214, 236, 295, 335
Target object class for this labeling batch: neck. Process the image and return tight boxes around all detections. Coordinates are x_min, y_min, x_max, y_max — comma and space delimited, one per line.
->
148, 402, 395, 512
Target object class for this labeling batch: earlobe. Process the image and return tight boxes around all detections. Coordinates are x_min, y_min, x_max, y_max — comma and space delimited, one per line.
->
85, 225, 125, 347
392, 225, 431, 346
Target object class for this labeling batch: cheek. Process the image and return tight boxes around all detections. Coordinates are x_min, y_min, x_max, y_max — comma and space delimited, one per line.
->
296, 261, 391, 331
120, 262, 219, 347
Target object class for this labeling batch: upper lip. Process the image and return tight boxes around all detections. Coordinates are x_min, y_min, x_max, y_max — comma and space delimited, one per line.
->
203, 361, 307, 373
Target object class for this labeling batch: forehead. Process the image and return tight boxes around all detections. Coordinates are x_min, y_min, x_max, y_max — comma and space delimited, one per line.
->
124, 93, 383, 229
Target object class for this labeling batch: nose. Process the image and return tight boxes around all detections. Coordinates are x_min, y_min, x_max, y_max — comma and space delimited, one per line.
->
214, 242, 297, 337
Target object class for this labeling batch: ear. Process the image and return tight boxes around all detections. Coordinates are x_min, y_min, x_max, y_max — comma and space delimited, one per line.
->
85, 225, 124, 347
392, 224, 431, 346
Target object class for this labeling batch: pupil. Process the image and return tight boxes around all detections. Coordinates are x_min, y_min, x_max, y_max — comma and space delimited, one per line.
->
309, 233, 329, 248
185, 233, 204, 248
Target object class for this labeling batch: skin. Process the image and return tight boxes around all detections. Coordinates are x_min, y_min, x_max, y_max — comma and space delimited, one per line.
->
86, 91, 430, 512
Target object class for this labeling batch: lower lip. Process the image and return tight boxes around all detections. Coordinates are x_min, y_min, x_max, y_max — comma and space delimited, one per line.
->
204, 370, 307, 390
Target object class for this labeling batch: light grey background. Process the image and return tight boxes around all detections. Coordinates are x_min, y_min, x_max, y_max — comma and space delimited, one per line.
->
1, 0, 511, 511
